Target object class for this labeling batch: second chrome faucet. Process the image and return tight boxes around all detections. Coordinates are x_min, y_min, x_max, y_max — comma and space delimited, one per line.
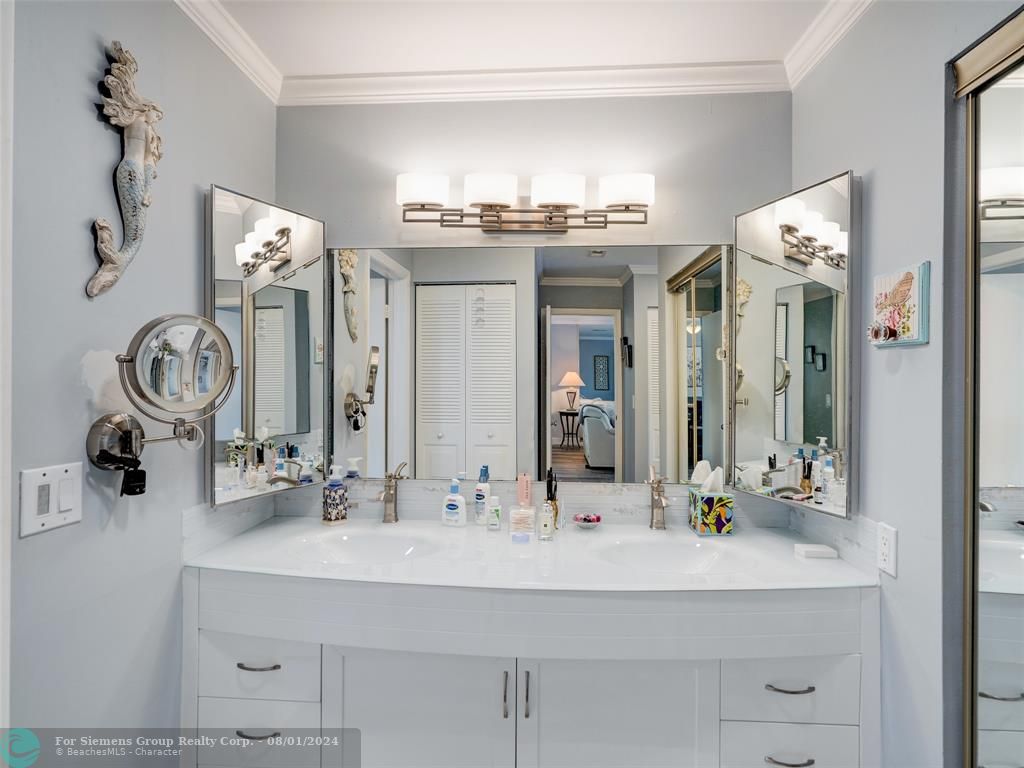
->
378, 462, 409, 523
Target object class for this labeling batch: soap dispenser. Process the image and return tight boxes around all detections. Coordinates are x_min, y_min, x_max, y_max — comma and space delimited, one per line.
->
473, 466, 491, 526
323, 465, 349, 525
442, 479, 467, 526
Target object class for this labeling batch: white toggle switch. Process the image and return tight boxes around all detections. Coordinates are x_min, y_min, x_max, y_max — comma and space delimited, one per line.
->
20, 462, 82, 537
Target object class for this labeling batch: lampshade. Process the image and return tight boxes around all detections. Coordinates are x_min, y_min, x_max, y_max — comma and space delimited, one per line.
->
773, 197, 806, 230
396, 173, 450, 208
835, 231, 849, 256
254, 216, 276, 243
464, 173, 518, 208
558, 371, 585, 388
979, 166, 1024, 202
531, 173, 586, 209
235, 242, 252, 267
818, 221, 841, 250
598, 174, 655, 208
801, 210, 824, 241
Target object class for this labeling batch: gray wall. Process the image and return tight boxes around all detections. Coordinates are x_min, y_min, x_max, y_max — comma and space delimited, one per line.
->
276, 94, 792, 249
790, 2, 1017, 765
10, 0, 276, 728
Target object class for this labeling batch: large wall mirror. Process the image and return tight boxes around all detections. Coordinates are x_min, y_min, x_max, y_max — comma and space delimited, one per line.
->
207, 186, 330, 506
730, 171, 857, 518
331, 245, 728, 485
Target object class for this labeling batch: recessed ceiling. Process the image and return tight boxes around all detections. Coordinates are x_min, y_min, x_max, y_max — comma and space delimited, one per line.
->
176, 0, 876, 104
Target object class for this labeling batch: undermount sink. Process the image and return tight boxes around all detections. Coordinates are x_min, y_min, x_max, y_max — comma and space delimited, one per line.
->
979, 537, 1024, 593
597, 538, 748, 575
289, 529, 440, 566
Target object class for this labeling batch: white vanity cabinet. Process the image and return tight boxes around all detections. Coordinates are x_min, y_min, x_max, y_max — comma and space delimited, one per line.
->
183, 566, 880, 768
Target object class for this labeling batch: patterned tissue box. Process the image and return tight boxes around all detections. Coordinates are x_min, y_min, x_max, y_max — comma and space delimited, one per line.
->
688, 488, 734, 536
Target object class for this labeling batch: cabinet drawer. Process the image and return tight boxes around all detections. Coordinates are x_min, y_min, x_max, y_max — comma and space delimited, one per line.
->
199, 630, 320, 702
978, 729, 1024, 766
721, 721, 859, 768
979, 661, 1024, 732
197, 697, 320, 768
721, 655, 860, 725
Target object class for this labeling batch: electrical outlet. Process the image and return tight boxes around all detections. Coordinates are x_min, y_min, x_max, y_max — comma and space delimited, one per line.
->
877, 522, 897, 577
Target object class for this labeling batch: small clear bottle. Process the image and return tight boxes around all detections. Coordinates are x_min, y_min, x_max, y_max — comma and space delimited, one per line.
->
487, 496, 502, 531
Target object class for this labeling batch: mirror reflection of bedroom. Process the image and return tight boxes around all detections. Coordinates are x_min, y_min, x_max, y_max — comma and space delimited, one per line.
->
547, 313, 620, 482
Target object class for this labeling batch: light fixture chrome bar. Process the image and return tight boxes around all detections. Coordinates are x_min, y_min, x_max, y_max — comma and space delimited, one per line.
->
402, 204, 648, 233
241, 228, 292, 276
780, 226, 846, 270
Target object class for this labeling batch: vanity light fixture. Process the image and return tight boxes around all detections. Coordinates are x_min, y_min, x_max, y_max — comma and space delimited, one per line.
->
234, 209, 296, 276
979, 166, 1024, 220
774, 198, 848, 270
397, 171, 654, 233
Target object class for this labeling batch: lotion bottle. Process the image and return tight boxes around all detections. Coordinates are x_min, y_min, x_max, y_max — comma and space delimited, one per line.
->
442, 479, 466, 526
473, 466, 491, 525
487, 496, 502, 531
822, 457, 835, 501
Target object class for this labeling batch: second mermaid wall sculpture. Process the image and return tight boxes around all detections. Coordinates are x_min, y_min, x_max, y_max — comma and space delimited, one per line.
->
88, 41, 164, 298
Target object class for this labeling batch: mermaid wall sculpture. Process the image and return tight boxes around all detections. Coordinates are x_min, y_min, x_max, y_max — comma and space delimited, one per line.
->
338, 249, 359, 342
88, 41, 164, 298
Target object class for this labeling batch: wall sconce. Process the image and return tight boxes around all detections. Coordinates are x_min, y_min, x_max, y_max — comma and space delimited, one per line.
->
234, 209, 297, 276
397, 172, 654, 233
979, 166, 1024, 220
774, 198, 847, 270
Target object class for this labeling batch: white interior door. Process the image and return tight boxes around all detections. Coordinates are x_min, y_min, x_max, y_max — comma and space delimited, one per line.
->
366, 276, 387, 478
415, 284, 467, 479
646, 307, 661, 476
466, 283, 517, 480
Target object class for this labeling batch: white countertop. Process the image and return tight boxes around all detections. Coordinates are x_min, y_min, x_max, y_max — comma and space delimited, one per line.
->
186, 516, 878, 592
979, 531, 1024, 595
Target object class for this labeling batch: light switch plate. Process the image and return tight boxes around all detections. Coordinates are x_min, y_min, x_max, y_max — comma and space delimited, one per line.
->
877, 522, 897, 577
20, 462, 82, 537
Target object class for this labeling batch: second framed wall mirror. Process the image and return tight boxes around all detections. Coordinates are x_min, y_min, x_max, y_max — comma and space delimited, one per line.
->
729, 171, 859, 518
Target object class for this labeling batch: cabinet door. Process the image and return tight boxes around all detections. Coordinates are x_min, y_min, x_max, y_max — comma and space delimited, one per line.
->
516, 659, 720, 768
323, 646, 516, 768
466, 283, 517, 479
415, 284, 467, 479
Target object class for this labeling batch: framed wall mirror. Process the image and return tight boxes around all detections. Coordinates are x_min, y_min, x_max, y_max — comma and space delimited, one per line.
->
729, 171, 858, 518
331, 245, 729, 485
207, 186, 330, 506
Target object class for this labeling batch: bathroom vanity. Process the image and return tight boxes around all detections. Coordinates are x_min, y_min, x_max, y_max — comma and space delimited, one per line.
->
181, 515, 879, 768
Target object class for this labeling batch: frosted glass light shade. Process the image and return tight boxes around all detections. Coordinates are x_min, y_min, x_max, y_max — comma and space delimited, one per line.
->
979, 166, 1024, 201
254, 216, 276, 243
235, 242, 252, 266
244, 231, 262, 250
801, 211, 824, 241
270, 208, 298, 233
464, 173, 518, 208
531, 173, 586, 209
396, 173, 450, 208
835, 231, 849, 256
598, 174, 655, 208
818, 221, 841, 250
774, 197, 806, 230
558, 371, 585, 388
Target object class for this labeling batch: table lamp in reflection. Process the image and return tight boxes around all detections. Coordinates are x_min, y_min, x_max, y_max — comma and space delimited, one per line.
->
559, 371, 585, 410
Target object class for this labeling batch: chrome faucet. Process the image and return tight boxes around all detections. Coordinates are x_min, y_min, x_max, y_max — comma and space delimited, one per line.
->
646, 465, 669, 530
269, 458, 303, 487
378, 462, 408, 524
225, 444, 253, 467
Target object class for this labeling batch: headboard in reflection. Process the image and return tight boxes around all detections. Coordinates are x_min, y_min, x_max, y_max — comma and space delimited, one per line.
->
730, 171, 857, 518
207, 186, 330, 506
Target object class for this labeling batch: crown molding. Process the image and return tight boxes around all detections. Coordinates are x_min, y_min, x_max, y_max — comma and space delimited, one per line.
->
278, 61, 790, 106
785, 0, 875, 88
540, 276, 626, 288
627, 264, 660, 276
174, 0, 282, 103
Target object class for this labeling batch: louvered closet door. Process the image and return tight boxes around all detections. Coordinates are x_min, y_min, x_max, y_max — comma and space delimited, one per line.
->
415, 285, 467, 479
254, 306, 286, 435
466, 284, 517, 480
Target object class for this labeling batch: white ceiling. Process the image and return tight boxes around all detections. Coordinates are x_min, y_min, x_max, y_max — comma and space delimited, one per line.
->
176, 0, 876, 104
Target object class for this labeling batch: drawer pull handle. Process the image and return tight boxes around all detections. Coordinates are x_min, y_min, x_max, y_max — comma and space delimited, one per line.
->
979, 690, 1024, 702
524, 670, 531, 719
502, 670, 510, 719
236, 662, 282, 673
235, 730, 281, 742
765, 683, 816, 695
765, 758, 815, 767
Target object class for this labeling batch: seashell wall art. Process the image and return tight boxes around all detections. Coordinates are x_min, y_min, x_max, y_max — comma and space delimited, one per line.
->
868, 261, 930, 346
